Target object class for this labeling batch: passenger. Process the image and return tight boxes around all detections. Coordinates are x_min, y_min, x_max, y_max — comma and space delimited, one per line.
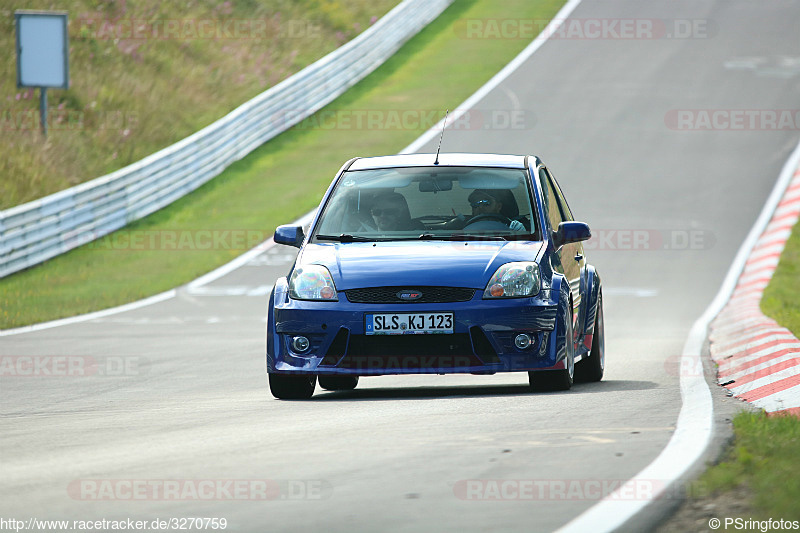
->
370, 192, 426, 231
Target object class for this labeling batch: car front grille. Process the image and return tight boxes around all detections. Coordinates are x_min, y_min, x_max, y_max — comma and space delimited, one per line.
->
317, 329, 502, 371
344, 286, 476, 304
337, 334, 484, 370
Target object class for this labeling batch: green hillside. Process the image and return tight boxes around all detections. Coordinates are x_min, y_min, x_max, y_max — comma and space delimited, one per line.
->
0, 0, 396, 209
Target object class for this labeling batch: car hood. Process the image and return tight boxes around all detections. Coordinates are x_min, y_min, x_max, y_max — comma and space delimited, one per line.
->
297, 241, 544, 290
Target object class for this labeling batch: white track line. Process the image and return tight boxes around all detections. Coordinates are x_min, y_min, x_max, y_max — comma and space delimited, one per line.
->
0, 290, 176, 337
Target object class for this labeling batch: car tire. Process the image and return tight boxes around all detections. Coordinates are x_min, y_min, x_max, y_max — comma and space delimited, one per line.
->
575, 294, 604, 383
269, 373, 316, 400
530, 308, 574, 392
318, 375, 359, 391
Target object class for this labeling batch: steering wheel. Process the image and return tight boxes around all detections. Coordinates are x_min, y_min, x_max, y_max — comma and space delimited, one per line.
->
464, 214, 512, 228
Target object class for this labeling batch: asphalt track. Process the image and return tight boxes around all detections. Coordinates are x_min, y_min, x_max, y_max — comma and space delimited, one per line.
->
2, 1, 800, 532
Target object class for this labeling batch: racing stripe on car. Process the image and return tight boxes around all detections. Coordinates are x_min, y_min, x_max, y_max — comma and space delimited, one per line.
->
708, 164, 800, 416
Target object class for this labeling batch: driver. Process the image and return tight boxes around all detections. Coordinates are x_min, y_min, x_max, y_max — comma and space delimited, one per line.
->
467, 189, 526, 231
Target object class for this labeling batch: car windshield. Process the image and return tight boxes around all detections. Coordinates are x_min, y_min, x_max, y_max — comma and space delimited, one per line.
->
313, 166, 539, 241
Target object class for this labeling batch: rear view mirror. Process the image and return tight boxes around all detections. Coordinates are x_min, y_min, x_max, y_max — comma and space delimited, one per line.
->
274, 225, 305, 248
419, 178, 453, 192
554, 221, 591, 248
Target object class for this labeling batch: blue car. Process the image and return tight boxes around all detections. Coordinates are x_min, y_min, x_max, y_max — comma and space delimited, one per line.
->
267, 153, 604, 399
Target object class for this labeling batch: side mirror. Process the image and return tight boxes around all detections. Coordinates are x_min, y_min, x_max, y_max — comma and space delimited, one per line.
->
274, 225, 305, 248
554, 221, 591, 248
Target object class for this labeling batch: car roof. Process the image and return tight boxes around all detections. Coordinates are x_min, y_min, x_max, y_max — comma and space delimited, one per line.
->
347, 153, 530, 171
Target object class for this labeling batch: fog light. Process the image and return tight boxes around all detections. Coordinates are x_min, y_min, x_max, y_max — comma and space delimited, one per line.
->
291, 336, 310, 353
514, 333, 532, 350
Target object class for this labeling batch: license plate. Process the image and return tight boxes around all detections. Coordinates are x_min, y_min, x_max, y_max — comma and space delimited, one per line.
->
365, 312, 454, 335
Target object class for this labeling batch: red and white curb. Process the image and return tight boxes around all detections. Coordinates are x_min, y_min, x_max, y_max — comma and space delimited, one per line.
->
709, 164, 800, 416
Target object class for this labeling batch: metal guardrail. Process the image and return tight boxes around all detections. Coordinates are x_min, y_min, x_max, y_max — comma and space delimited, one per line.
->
0, 0, 454, 279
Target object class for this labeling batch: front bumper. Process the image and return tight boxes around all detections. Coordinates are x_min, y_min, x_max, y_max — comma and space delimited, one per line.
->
267, 279, 568, 376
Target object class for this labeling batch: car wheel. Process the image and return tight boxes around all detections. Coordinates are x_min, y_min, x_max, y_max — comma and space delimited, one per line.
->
575, 293, 604, 383
269, 373, 316, 399
529, 308, 574, 392
318, 375, 359, 391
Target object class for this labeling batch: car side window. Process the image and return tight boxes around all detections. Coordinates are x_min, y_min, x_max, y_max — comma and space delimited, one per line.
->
539, 168, 564, 232
548, 170, 574, 222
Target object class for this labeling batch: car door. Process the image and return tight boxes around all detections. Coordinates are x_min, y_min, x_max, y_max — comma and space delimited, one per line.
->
538, 167, 583, 321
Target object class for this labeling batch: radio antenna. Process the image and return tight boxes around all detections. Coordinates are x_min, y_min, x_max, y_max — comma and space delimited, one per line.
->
434, 109, 449, 165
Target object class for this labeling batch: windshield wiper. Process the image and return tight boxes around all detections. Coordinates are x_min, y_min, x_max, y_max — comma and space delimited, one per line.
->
315, 234, 375, 242
416, 234, 508, 241
316, 233, 511, 243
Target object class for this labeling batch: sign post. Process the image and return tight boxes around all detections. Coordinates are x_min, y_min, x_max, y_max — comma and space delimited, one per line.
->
15, 10, 70, 138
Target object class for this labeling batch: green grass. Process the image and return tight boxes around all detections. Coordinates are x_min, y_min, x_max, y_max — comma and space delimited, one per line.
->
0, 0, 566, 328
689, 411, 800, 519
0, 0, 397, 208
761, 219, 800, 337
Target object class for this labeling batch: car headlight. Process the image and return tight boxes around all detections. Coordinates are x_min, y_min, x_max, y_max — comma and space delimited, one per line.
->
289, 265, 338, 301
483, 262, 540, 298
